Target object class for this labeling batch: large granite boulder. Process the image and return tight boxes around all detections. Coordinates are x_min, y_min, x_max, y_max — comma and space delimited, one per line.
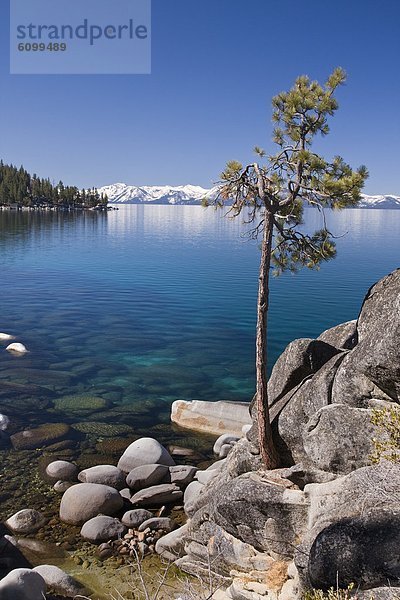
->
59, 483, 124, 525
308, 515, 400, 590
267, 338, 340, 406
295, 462, 400, 590
278, 352, 347, 464
117, 437, 175, 473
317, 320, 357, 349
302, 404, 377, 474
189, 471, 308, 559
332, 269, 400, 407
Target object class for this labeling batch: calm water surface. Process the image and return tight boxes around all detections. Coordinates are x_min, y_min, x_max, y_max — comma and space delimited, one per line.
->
0, 205, 399, 435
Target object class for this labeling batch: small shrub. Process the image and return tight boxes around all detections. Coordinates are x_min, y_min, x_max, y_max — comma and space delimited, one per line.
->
302, 584, 368, 599
370, 406, 400, 464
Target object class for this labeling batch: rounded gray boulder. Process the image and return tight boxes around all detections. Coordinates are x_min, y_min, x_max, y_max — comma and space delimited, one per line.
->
121, 509, 153, 528
32, 565, 85, 597
78, 465, 126, 490
5, 509, 46, 534
46, 460, 79, 482
126, 464, 169, 491
80, 515, 127, 543
117, 437, 175, 473
0, 568, 46, 600
59, 483, 124, 525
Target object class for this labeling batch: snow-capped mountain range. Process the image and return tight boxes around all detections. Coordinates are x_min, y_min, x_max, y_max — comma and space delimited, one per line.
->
98, 183, 400, 209
98, 183, 219, 205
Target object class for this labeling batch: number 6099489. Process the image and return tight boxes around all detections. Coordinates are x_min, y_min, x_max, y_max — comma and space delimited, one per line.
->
18, 43, 67, 51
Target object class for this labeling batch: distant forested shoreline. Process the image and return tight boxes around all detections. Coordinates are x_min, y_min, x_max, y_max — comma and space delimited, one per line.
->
0, 161, 109, 210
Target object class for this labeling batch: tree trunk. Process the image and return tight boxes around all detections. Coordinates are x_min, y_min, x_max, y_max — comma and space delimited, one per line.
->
256, 209, 280, 469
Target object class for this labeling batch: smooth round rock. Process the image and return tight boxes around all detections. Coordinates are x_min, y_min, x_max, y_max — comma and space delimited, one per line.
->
126, 464, 169, 491
32, 565, 85, 597
78, 465, 126, 490
6, 342, 28, 354
46, 460, 79, 482
117, 437, 175, 473
59, 483, 124, 525
0, 413, 10, 431
80, 515, 127, 544
5, 509, 46, 534
0, 568, 46, 600
121, 509, 153, 528
0, 332, 15, 341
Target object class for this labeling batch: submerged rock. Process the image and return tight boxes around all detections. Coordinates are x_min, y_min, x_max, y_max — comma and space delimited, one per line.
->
46, 460, 79, 482
0, 332, 15, 341
5, 342, 28, 354
0, 413, 10, 431
54, 394, 109, 413
10, 423, 70, 450
72, 421, 133, 437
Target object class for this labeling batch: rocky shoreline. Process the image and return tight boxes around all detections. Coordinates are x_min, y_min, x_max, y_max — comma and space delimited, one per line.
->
1, 269, 400, 599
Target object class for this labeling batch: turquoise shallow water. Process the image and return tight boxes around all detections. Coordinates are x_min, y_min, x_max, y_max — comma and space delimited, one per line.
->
0, 205, 399, 433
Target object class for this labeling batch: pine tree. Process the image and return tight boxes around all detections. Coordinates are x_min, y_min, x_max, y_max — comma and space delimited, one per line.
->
207, 68, 368, 468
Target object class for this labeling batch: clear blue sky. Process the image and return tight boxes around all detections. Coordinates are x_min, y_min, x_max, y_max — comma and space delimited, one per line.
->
0, 0, 399, 193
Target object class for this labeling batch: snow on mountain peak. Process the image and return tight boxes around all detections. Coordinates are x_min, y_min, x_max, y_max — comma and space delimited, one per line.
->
98, 183, 400, 208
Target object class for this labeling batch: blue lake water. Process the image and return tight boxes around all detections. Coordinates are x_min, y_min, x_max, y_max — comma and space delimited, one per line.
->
0, 205, 399, 440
